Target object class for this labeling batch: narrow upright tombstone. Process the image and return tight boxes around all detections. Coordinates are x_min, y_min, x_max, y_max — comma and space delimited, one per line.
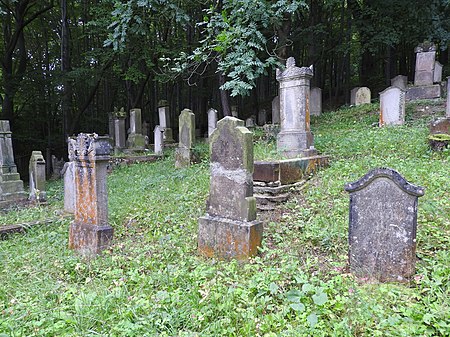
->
258, 108, 267, 126
414, 42, 436, 86
447, 77, 450, 118
126, 108, 146, 150
154, 125, 164, 155
175, 109, 195, 168
69, 133, 113, 256
62, 138, 76, 214
231, 105, 238, 118
245, 117, 255, 128
108, 112, 115, 145
276, 57, 316, 158
207, 108, 218, 138
391, 75, 408, 90
351, 87, 371, 105
28, 151, 46, 202
310, 87, 322, 116
113, 108, 126, 154
158, 100, 174, 143
379, 86, 406, 126
0, 120, 26, 203
198, 117, 262, 259
345, 168, 424, 282
434, 61, 443, 83
272, 95, 280, 124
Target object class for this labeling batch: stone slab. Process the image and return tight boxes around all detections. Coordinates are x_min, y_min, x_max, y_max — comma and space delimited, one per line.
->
198, 215, 262, 260
429, 118, 450, 135
69, 223, 114, 255
406, 84, 441, 100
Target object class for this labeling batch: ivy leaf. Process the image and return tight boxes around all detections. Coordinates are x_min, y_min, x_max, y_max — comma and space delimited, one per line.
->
307, 312, 318, 328
312, 292, 328, 306
286, 289, 302, 302
290, 302, 306, 312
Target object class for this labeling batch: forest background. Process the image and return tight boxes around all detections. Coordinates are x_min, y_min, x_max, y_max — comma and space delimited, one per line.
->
0, 0, 449, 177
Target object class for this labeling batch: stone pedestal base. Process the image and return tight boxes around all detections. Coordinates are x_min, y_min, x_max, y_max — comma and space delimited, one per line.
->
0, 173, 27, 203
175, 147, 193, 168
126, 133, 146, 150
163, 128, 174, 143
406, 84, 441, 100
277, 130, 314, 158
198, 215, 262, 260
69, 222, 113, 255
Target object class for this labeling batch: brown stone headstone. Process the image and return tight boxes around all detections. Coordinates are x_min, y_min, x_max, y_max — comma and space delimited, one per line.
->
345, 168, 424, 282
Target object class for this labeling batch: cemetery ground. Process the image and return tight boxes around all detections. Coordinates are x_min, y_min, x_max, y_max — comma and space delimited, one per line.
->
0, 102, 449, 336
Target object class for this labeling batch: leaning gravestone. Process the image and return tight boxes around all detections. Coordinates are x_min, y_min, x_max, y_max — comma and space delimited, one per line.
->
158, 100, 174, 143
391, 75, 408, 90
0, 120, 27, 204
175, 109, 195, 168
351, 87, 371, 105
154, 125, 164, 155
69, 133, 113, 255
62, 138, 76, 214
379, 86, 406, 126
272, 95, 280, 124
276, 57, 316, 158
345, 168, 424, 282
198, 117, 262, 259
126, 108, 146, 150
310, 87, 322, 116
28, 151, 46, 202
207, 108, 218, 138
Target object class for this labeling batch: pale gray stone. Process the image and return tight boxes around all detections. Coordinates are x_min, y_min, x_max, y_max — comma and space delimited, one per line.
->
231, 105, 238, 118
175, 109, 195, 168
351, 87, 371, 105
207, 108, 218, 138
271, 95, 280, 124
434, 61, 443, 83
154, 125, 164, 155
414, 49, 436, 86
28, 151, 46, 202
310, 87, 322, 116
406, 85, 441, 100
127, 108, 145, 150
114, 118, 126, 151
345, 168, 424, 282
379, 86, 406, 126
391, 75, 408, 90
245, 117, 255, 128
158, 102, 174, 143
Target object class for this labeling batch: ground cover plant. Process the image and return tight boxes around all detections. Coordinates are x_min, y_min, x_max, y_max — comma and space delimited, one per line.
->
0, 102, 449, 336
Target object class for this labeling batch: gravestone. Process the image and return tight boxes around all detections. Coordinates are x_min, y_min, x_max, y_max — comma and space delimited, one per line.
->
345, 168, 424, 282
51, 156, 64, 179
245, 117, 255, 128
433, 61, 443, 83
62, 137, 76, 214
175, 109, 195, 168
126, 108, 146, 150
0, 121, 27, 203
113, 108, 127, 154
379, 86, 406, 126
69, 133, 113, 255
158, 100, 174, 143
198, 117, 262, 259
28, 151, 46, 202
231, 105, 238, 118
258, 108, 267, 126
154, 125, 164, 155
276, 57, 316, 158
207, 108, 218, 138
310, 87, 322, 116
429, 118, 450, 135
391, 75, 408, 90
447, 77, 450, 118
414, 42, 436, 86
108, 112, 115, 145
351, 87, 371, 105
272, 95, 280, 124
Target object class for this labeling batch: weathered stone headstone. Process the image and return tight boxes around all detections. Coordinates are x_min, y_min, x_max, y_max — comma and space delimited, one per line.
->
158, 100, 174, 143
69, 133, 113, 255
62, 137, 76, 214
207, 108, 218, 138
351, 87, 371, 105
276, 57, 316, 158
51, 155, 64, 179
429, 118, 450, 135
447, 77, 450, 118
175, 109, 195, 168
245, 117, 256, 128
379, 86, 406, 126
310, 87, 322, 116
198, 117, 262, 259
28, 151, 46, 202
126, 108, 146, 150
0, 121, 26, 203
108, 112, 115, 145
113, 108, 126, 154
231, 105, 238, 118
345, 168, 424, 282
272, 95, 280, 124
414, 42, 436, 86
433, 61, 443, 83
258, 108, 267, 126
391, 75, 408, 90
154, 125, 164, 155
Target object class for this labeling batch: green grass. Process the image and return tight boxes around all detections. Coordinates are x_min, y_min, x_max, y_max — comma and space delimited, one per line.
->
0, 103, 449, 336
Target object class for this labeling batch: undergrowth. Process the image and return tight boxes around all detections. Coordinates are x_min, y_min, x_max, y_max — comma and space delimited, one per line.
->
0, 102, 448, 336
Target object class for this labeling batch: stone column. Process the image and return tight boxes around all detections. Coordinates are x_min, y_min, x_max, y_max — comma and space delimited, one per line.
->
198, 117, 262, 259
28, 151, 46, 202
127, 108, 146, 150
207, 108, 218, 138
276, 57, 315, 158
114, 116, 126, 154
154, 125, 164, 155
62, 137, 77, 214
69, 133, 113, 255
447, 77, 450, 118
158, 100, 174, 143
175, 109, 195, 168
